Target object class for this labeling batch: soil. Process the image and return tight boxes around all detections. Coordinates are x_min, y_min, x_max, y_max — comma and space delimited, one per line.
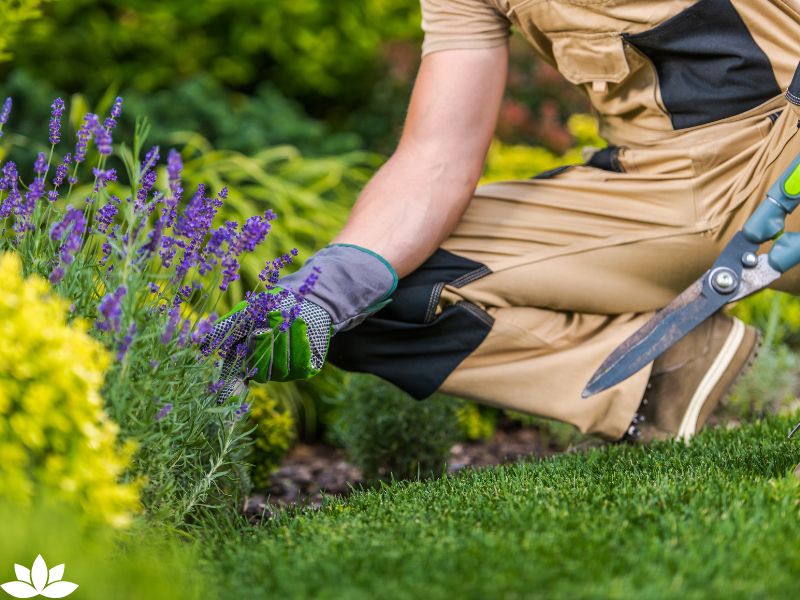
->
244, 426, 571, 519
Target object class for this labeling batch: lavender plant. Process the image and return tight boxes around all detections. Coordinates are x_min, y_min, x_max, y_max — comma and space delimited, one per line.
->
0, 96, 302, 525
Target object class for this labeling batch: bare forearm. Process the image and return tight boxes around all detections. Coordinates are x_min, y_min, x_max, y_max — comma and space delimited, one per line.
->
334, 145, 482, 277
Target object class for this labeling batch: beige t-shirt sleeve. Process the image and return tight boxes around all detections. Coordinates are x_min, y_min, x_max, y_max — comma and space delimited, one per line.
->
420, 0, 512, 56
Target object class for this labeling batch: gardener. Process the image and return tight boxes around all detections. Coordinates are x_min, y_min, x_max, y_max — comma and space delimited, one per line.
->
216, 0, 800, 442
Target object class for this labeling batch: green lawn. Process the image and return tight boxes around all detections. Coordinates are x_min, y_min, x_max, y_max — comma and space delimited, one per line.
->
201, 414, 800, 600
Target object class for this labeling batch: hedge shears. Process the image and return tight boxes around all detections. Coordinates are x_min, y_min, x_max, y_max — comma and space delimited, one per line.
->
583, 154, 800, 404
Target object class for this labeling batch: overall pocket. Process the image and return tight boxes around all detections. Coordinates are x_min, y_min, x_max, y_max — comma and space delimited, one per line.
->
622, 0, 780, 129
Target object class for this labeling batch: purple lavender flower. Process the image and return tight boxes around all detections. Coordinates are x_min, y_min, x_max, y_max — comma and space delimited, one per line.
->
0, 162, 20, 219
148, 282, 160, 294
74, 113, 99, 164
110, 96, 123, 119
155, 403, 173, 422
208, 380, 225, 395
51, 152, 71, 186
0, 97, 11, 121
161, 149, 184, 229
173, 284, 192, 307
48, 267, 65, 285
95, 196, 119, 234
298, 265, 322, 296
200, 221, 236, 275
160, 306, 181, 344
103, 97, 123, 130
94, 124, 112, 156
100, 239, 113, 266
48, 154, 72, 202
159, 235, 179, 268
96, 285, 127, 333
48, 205, 86, 280
92, 167, 117, 193
236, 214, 271, 254
141, 146, 160, 172
117, 322, 136, 361
0, 97, 11, 135
234, 402, 250, 420
258, 249, 298, 285
49, 98, 65, 145
167, 149, 182, 187
34, 152, 47, 176
177, 318, 191, 347
191, 314, 217, 344
219, 255, 240, 291
135, 169, 157, 212
172, 185, 225, 280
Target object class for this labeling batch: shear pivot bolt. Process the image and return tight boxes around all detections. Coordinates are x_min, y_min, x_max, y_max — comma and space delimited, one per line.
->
711, 268, 737, 294
741, 252, 758, 268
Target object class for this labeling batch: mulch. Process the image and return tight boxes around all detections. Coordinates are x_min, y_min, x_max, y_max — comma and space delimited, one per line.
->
244, 427, 571, 519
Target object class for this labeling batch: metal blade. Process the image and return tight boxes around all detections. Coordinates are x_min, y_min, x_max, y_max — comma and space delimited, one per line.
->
582, 252, 779, 398
582, 278, 712, 397
582, 231, 771, 397
580, 231, 774, 397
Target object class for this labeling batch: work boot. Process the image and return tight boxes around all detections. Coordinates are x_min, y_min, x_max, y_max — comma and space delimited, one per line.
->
623, 313, 760, 443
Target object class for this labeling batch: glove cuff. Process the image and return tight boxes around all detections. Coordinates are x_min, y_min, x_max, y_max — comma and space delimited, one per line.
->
279, 243, 398, 332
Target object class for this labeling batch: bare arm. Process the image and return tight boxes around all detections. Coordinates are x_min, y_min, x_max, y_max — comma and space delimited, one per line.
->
333, 45, 508, 277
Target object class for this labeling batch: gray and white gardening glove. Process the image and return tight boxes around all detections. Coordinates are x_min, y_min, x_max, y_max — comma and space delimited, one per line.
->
204, 244, 397, 399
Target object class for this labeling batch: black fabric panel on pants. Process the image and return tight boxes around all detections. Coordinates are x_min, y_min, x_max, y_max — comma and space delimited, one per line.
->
623, 0, 780, 130
328, 249, 493, 400
531, 165, 571, 180
586, 146, 624, 173
788, 59, 800, 106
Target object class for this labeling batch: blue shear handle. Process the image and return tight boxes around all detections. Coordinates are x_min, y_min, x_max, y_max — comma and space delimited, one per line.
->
768, 232, 800, 273
742, 153, 800, 244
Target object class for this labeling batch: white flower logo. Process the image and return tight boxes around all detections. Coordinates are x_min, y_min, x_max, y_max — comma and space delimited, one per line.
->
1, 555, 78, 598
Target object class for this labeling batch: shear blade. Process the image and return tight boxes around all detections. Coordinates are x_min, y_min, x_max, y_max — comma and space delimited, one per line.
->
582, 278, 715, 398
582, 253, 780, 398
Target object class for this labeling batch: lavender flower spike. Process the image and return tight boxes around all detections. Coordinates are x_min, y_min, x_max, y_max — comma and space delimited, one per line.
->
104, 96, 123, 130
0, 97, 11, 136
117, 323, 136, 361
74, 113, 99, 164
96, 285, 127, 333
155, 403, 174, 422
49, 98, 65, 145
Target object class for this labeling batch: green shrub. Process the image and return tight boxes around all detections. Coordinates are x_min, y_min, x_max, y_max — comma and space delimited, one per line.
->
723, 344, 800, 421
7, 0, 421, 101
334, 374, 461, 484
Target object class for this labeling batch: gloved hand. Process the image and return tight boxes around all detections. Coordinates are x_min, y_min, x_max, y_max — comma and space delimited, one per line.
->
203, 244, 397, 398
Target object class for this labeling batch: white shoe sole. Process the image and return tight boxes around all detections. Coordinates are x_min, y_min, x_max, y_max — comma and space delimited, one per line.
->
677, 318, 747, 440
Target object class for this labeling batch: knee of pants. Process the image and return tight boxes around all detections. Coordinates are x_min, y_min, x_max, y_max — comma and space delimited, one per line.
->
327, 248, 494, 399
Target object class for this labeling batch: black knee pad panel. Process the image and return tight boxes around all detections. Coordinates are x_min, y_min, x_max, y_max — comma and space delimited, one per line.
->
328, 249, 493, 399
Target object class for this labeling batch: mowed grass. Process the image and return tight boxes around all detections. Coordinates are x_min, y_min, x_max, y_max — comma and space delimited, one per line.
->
203, 415, 800, 600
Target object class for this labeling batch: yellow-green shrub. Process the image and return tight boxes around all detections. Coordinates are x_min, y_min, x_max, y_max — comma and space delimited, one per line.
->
481, 114, 605, 183
455, 404, 496, 441
0, 253, 140, 527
